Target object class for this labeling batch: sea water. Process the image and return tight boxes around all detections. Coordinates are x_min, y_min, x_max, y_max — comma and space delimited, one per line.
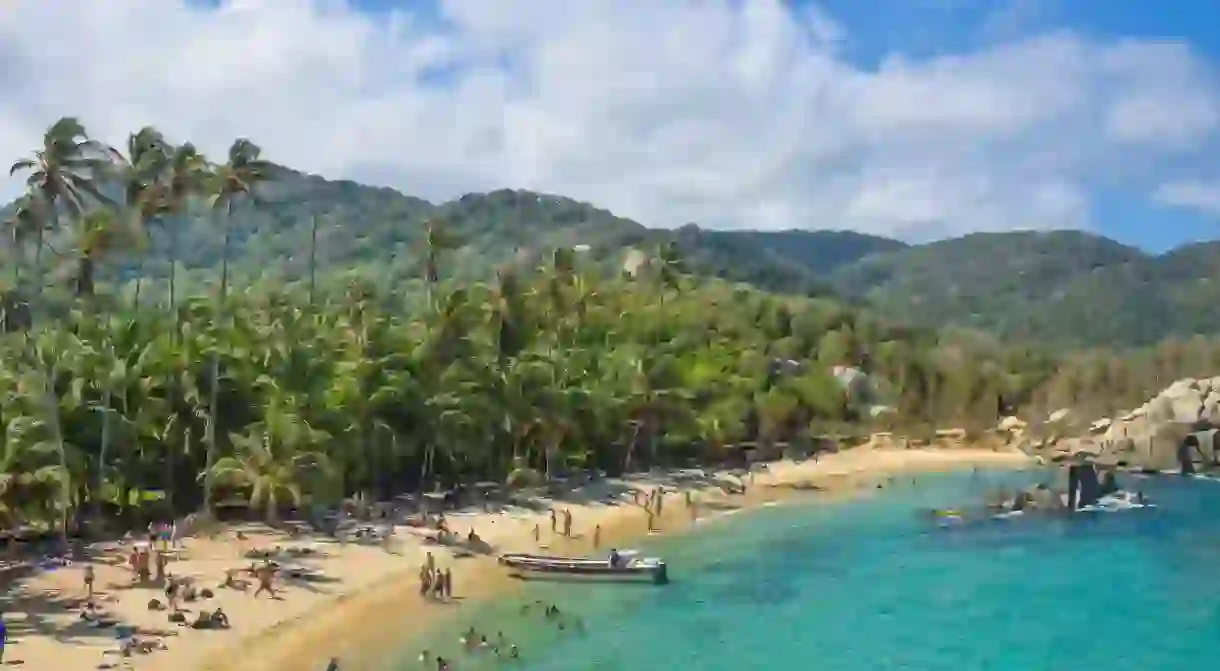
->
385, 470, 1220, 671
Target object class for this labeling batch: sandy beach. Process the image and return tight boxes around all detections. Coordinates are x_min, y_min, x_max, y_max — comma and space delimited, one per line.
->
0, 446, 1031, 671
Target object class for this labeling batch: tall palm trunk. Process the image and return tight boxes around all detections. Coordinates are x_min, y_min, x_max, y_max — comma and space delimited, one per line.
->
40, 363, 71, 548
132, 255, 145, 313
75, 255, 95, 298
218, 200, 234, 305
203, 202, 234, 515
94, 385, 112, 534
33, 226, 46, 309
168, 221, 179, 324
308, 214, 318, 307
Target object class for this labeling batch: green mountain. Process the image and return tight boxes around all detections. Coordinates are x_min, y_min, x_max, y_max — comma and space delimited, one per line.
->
822, 233, 1220, 347
9, 164, 1217, 347
85, 166, 902, 300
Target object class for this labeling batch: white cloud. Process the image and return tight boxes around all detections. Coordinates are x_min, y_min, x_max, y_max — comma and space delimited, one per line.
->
0, 0, 1218, 239
1154, 180, 1220, 216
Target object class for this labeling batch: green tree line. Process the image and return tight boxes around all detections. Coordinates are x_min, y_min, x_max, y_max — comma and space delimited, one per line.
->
0, 118, 1061, 536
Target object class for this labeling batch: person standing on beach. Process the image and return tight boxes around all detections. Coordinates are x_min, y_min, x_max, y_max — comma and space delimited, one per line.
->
419, 565, 432, 597
383, 523, 396, 553
165, 575, 180, 613
0, 609, 6, 664
442, 568, 453, 599
431, 571, 444, 600
84, 564, 95, 599
325, 656, 340, 670
592, 524, 601, 548
532, 523, 540, 543
254, 561, 276, 598
550, 508, 557, 533
562, 509, 572, 537
155, 549, 168, 583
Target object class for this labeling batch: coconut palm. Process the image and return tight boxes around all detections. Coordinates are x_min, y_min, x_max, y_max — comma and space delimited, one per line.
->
9, 119, 116, 302
160, 142, 211, 317
114, 127, 170, 310
208, 138, 275, 305
208, 388, 331, 522
70, 208, 136, 298
202, 138, 275, 514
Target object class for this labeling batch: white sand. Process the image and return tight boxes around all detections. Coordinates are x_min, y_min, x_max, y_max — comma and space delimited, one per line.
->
0, 446, 1030, 670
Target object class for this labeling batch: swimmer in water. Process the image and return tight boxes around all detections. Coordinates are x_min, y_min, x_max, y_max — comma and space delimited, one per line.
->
509, 644, 519, 659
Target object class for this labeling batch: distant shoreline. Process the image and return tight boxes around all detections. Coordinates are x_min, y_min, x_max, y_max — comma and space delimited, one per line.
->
191, 446, 1031, 671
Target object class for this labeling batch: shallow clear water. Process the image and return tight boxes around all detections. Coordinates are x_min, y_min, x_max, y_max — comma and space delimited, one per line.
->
386, 470, 1220, 671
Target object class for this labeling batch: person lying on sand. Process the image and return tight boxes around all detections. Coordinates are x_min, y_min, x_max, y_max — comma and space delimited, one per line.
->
79, 601, 119, 628
120, 635, 167, 656
222, 568, 250, 591
189, 608, 230, 630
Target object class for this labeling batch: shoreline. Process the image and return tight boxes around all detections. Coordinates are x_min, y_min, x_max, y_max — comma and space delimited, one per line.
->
0, 447, 1032, 671
203, 447, 1033, 671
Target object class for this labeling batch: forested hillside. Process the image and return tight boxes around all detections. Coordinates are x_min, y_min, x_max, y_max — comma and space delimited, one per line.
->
0, 118, 1069, 533
6, 151, 1212, 347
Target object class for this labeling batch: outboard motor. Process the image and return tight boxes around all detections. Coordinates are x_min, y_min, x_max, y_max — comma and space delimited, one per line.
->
1177, 440, 1196, 475
1067, 465, 1080, 511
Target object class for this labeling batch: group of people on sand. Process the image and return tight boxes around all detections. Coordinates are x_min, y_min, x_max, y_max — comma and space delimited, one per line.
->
127, 542, 170, 585
419, 552, 455, 600
637, 487, 667, 531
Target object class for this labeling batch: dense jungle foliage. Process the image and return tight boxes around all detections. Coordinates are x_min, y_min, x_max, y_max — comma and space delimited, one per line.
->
0, 117, 1213, 536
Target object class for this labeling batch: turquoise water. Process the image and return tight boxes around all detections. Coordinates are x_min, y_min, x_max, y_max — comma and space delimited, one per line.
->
386, 470, 1220, 671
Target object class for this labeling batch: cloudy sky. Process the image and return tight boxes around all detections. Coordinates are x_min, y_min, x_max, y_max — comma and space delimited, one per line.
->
1, 0, 1218, 250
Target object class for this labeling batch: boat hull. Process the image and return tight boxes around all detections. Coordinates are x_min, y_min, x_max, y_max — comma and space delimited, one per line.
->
498, 553, 669, 585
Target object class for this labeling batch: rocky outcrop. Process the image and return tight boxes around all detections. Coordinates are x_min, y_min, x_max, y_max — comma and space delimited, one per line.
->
1029, 376, 1220, 473
988, 464, 1128, 515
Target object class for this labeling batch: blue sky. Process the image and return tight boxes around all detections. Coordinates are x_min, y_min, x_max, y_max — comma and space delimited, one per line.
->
253, 0, 1220, 251
820, 0, 1220, 251
2, 0, 1218, 251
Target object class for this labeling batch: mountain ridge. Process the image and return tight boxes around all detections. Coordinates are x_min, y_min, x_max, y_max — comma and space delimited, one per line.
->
4, 164, 1217, 347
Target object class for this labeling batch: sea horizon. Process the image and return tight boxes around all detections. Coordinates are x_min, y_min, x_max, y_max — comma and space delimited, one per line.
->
380, 469, 1220, 671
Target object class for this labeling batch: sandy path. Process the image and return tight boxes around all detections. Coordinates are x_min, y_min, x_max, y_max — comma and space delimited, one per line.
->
0, 446, 1031, 670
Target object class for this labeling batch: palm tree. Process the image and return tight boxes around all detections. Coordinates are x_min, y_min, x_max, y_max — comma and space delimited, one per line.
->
208, 389, 330, 522
8, 118, 113, 312
202, 138, 274, 514
161, 143, 211, 318
115, 127, 170, 311
1, 195, 46, 330
420, 219, 461, 311
208, 138, 274, 305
